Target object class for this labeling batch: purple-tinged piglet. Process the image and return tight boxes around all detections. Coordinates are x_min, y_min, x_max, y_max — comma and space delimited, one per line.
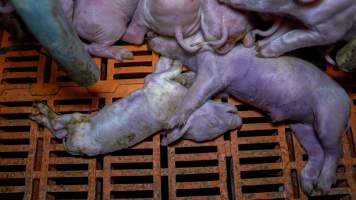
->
122, 0, 202, 53
220, 0, 356, 58
148, 33, 350, 195
30, 57, 242, 156
59, 0, 139, 61
123, 0, 254, 54
200, 0, 255, 54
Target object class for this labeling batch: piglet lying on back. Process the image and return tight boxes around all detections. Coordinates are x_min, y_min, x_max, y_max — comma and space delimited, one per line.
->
220, 0, 356, 57
149, 34, 350, 194
31, 57, 242, 156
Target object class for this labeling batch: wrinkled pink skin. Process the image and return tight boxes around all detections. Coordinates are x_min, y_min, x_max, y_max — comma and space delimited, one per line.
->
31, 57, 241, 156
123, 0, 253, 54
122, 0, 201, 53
220, 0, 356, 57
148, 34, 350, 194
59, 0, 139, 61
200, 0, 255, 54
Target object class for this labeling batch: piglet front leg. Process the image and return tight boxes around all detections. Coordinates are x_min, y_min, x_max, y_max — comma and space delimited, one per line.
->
85, 42, 134, 62
165, 53, 227, 131
122, 0, 148, 45
164, 100, 242, 145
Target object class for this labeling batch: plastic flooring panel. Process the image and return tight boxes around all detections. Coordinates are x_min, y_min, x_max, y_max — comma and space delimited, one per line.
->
0, 31, 355, 200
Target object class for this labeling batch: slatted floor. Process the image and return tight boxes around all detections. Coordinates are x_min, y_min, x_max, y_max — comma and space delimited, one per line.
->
0, 30, 355, 200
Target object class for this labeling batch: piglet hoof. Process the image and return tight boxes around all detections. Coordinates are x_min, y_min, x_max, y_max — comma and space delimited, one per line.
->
161, 136, 168, 146
316, 169, 336, 195
165, 128, 185, 145
160, 132, 168, 146
116, 51, 134, 62
31, 103, 65, 139
112, 47, 134, 62
300, 168, 317, 195
31, 103, 68, 139
164, 113, 188, 130
316, 155, 340, 195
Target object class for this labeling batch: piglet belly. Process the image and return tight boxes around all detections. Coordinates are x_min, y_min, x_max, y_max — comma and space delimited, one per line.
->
90, 91, 161, 154
144, 81, 186, 122
73, 1, 128, 42
143, 0, 200, 37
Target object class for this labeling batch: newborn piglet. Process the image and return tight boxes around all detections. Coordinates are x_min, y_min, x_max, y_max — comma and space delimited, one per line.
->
149, 34, 350, 194
31, 57, 242, 156
123, 0, 254, 54
220, 0, 356, 58
59, 0, 139, 61
200, 0, 255, 54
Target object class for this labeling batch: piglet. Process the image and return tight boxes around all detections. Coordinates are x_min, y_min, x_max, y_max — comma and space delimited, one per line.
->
123, 0, 253, 54
220, 0, 356, 57
30, 57, 242, 156
59, 0, 139, 61
200, 0, 255, 54
149, 33, 350, 194
122, 0, 202, 53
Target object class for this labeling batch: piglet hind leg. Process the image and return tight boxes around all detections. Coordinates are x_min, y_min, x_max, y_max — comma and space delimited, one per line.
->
31, 103, 69, 139
31, 102, 91, 139
314, 104, 349, 194
121, 22, 147, 45
121, 1, 147, 45
258, 29, 344, 58
290, 123, 324, 195
86, 42, 134, 62
31, 103, 97, 156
